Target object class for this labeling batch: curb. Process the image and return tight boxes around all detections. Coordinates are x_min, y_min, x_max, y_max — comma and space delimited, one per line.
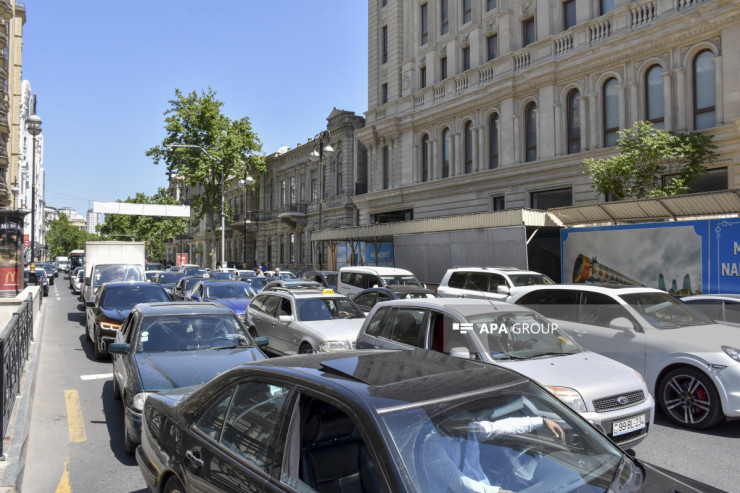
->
0, 298, 47, 492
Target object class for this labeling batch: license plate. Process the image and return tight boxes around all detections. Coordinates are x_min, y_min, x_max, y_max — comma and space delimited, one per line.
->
612, 414, 646, 436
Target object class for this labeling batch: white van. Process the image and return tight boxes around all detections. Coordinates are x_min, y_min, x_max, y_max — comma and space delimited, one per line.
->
337, 266, 422, 298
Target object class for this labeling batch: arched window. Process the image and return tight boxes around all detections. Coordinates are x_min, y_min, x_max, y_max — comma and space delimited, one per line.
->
567, 90, 581, 154
693, 50, 715, 130
525, 103, 537, 162
645, 65, 664, 128
464, 121, 473, 173
489, 114, 499, 169
421, 134, 430, 182
603, 78, 619, 147
442, 128, 451, 177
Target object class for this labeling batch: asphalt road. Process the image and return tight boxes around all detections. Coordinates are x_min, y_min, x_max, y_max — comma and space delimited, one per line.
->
18, 274, 740, 492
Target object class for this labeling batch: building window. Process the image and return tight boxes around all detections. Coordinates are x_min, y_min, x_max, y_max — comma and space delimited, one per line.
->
599, 0, 614, 15
441, 56, 447, 80
486, 34, 497, 61
694, 50, 715, 130
421, 134, 430, 182
567, 90, 581, 154
492, 195, 505, 211
290, 177, 296, 204
489, 113, 499, 169
382, 83, 388, 104
486, 0, 497, 11
336, 152, 343, 195
420, 3, 428, 45
310, 170, 318, 202
382, 25, 388, 64
523, 17, 535, 47
382, 146, 391, 190
280, 180, 286, 207
563, 0, 576, 30
645, 65, 664, 128
381, 0, 387, 6
420, 66, 427, 88
464, 121, 473, 173
442, 128, 451, 178
603, 77, 619, 147
525, 103, 537, 162
462, 46, 471, 71
531, 188, 572, 209
462, 0, 471, 24
440, 0, 449, 35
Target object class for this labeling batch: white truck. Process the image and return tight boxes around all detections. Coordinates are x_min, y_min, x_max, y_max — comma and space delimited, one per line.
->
55, 256, 70, 273
82, 241, 146, 305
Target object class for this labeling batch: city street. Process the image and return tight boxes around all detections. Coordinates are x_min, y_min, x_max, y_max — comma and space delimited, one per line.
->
19, 275, 740, 493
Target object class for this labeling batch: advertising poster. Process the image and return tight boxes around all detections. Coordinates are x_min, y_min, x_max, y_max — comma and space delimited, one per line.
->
0, 213, 25, 297
709, 219, 740, 293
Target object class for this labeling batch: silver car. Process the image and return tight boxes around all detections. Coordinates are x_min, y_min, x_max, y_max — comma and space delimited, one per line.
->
509, 285, 740, 429
356, 298, 654, 448
246, 288, 366, 354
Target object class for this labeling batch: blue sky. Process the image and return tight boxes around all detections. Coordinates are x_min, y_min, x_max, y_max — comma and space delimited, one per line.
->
22, 1, 368, 217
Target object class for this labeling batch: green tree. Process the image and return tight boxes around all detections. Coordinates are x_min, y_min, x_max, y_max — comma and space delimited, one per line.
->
46, 213, 100, 258
582, 121, 718, 200
98, 188, 187, 262
146, 88, 264, 268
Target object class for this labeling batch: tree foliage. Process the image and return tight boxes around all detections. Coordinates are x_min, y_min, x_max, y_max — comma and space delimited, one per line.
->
582, 121, 718, 200
146, 88, 264, 268
46, 213, 100, 258
98, 188, 187, 262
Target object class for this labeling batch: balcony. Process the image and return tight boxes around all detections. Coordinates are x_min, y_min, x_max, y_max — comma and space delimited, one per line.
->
0, 1, 12, 20
0, 106, 8, 134
277, 203, 308, 228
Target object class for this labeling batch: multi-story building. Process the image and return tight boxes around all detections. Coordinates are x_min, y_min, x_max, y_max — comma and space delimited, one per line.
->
352, 0, 738, 223
86, 209, 101, 234
59, 206, 87, 231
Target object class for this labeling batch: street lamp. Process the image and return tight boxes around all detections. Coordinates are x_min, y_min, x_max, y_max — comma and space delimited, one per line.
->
308, 131, 334, 268
239, 167, 255, 267
26, 112, 42, 269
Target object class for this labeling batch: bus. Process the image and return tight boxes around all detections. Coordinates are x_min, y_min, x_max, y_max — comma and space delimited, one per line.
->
69, 249, 85, 272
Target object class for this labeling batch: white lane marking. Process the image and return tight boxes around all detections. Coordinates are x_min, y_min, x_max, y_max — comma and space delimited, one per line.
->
80, 373, 113, 381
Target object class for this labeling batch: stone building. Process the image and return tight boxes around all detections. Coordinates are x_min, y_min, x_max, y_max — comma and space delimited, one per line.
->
353, 0, 738, 224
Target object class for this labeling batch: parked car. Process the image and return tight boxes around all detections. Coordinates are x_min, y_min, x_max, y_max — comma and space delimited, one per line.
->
186, 280, 257, 322
71, 268, 84, 294
509, 284, 740, 429
70, 266, 84, 289
357, 298, 654, 447
171, 275, 209, 301
437, 266, 555, 301
682, 293, 740, 325
37, 261, 58, 278
110, 302, 269, 454
23, 268, 48, 296
302, 270, 339, 290
85, 281, 172, 359
136, 349, 723, 493
246, 287, 365, 354
352, 285, 440, 313
36, 264, 54, 285
337, 266, 423, 298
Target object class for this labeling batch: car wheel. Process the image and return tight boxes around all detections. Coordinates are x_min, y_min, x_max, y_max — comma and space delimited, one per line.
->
299, 343, 314, 354
92, 327, 106, 360
163, 476, 186, 493
658, 367, 723, 429
112, 375, 121, 400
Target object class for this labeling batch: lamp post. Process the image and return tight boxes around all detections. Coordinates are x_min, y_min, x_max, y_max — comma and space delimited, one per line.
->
239, 167, 255, 267
26, 112, 42, 268
308, 131, 334, 268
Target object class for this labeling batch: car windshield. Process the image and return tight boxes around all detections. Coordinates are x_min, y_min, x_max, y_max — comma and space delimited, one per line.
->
137, 313, 250, 352
324, 274, 338, 286
380, 379, 637, 493
157, 272, 186, 284
466, 311, 581, 359
508, 274, 556, 287
93, 264, 145, 285
380, 275, 422, 287
101, 286, 170, 308
210, 271, 236, 280
619, 292, 714, 329
297, 297, 365, 321
205, 283, 256, 300
184, 267, 208, 276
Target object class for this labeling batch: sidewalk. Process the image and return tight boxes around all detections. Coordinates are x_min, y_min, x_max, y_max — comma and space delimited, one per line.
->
0, 294, 46, 492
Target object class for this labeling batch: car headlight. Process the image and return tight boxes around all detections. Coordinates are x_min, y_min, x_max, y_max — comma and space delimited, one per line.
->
722, 345, 740, 363
319, 340, 352, 352
547, 386, 587, 413
131, 392, 154, 412
633, 369, 647, 385
100, 322, 121, 331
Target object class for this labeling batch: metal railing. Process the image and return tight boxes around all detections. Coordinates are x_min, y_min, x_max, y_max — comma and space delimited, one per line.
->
0, 294, 34, 457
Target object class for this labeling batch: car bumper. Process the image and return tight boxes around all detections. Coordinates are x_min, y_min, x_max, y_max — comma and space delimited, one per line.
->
581, 394, 655, 448
125, 405, 143, 445
135, 441, 159, 492
715, 363, 740, 417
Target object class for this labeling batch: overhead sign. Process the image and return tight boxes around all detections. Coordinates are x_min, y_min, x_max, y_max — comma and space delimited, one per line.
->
93, 201, 190, 218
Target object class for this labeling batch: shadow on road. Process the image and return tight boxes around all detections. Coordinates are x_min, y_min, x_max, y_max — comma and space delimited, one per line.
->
101, 380, 138, 466
652, 410, 740, 438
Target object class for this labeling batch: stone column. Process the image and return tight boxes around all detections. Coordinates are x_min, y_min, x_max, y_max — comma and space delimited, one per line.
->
675, 67, 687, 131
579, 93, 588, 151
714, 55, 724, 125
629, 81, 639, 124
553, 103, 562, 156
662, 70, 673, 131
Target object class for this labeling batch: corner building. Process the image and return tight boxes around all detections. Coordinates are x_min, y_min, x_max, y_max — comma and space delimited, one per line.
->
354, 0, 739, 224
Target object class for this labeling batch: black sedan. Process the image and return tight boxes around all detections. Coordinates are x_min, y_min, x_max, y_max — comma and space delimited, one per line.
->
171, 275, 210, 301
151, 271, 187, 296
136, 349, 724, 493
85, 281, 171, 359
110, 302, 269, 454
352, 285, 440, 312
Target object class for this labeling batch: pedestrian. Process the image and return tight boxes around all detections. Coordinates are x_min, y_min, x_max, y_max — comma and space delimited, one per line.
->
273, 267, 283, 281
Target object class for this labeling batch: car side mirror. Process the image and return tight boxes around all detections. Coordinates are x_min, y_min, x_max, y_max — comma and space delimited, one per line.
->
254, 336, 269, 347
497, 285, 510, 295
609, 317, 635, 332
108, 342, 130, 355
449, 347, 471, 359
278, 315, 292, 323
191, 294, 201, 302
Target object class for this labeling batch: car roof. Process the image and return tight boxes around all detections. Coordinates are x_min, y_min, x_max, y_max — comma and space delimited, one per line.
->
682, 293, 740, 302
370, 297, 527, 316
511, 283, 661, 296
339, 266, 414, 275
134, 301, 235, 316
101, 281, 162, 289
445, 266, 543, 275
359, 286, 436, 295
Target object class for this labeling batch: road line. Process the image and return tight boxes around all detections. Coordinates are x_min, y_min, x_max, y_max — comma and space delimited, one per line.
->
64, 390, 87, 443
54, 457, 71, 493
80, 373, 112, 381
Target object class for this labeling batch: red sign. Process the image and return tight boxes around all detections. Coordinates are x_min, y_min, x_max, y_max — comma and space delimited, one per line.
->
177, 253, 188, 266
24, 235, 29, 248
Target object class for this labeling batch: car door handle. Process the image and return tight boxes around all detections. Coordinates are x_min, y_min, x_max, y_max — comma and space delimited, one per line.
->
185, 449, 203, 473
574, 330, 587, 336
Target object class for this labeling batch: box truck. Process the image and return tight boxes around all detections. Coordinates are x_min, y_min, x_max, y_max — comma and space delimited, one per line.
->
82, 241, 146, 304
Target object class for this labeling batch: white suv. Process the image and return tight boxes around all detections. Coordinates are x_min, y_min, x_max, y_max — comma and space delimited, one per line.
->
437, 267, 555, 300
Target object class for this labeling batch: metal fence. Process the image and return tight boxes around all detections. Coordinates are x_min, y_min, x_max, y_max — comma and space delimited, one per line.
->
0, 295, 34, 457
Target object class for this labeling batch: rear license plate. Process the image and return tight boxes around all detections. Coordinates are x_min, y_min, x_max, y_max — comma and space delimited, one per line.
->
612, 414, 646, 436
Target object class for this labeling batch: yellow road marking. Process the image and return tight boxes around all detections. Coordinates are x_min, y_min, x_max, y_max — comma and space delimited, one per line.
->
64, 390, 87, 443
54, 457, 71, 493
